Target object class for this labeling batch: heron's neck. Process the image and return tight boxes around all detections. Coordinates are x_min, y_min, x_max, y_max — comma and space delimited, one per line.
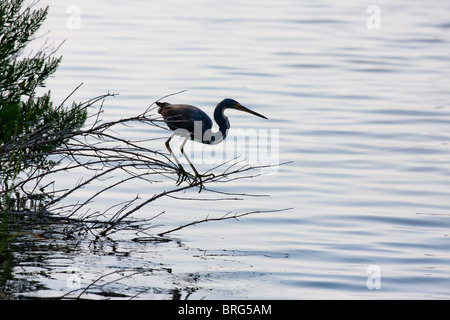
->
212, 104, 230, 143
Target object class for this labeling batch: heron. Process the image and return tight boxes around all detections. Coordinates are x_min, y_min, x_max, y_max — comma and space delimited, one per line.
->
157, 98, 268, 190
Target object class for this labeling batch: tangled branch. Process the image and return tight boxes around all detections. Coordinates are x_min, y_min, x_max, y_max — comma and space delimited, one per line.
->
1, 87, 288, 239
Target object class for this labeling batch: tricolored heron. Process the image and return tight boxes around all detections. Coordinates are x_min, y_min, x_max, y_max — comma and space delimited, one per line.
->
157, 98, 268, 190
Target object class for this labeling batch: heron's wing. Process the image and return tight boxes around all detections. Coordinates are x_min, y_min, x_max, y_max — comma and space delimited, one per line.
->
159, 104, 213, 134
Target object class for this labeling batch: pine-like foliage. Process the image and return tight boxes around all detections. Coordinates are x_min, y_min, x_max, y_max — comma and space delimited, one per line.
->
0, 0, 86, 211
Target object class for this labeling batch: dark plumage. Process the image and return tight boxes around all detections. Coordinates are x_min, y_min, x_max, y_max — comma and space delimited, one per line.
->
157, 98, 267, 144
157, 98, 267, 190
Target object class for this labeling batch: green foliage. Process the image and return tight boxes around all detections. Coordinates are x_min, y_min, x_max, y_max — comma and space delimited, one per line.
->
0, 0, 86, 213
0, 1, 89, 296
0, 0, 86, 171
0, 1, 58, 100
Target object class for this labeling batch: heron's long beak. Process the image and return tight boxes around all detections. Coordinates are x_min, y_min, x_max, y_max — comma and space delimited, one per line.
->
237, 105, 268, 120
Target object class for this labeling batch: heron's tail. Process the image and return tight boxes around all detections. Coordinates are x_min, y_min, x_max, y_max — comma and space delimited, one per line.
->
156, 101, 170, 114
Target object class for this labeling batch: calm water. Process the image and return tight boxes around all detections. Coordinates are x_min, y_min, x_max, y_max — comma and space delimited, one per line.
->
13, 0, 450, 299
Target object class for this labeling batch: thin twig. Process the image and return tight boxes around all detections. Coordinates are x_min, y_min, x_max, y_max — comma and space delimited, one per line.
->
157, 208, 292, 236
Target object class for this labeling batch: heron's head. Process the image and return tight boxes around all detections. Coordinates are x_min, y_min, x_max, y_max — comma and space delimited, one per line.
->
221, 98, 268, 120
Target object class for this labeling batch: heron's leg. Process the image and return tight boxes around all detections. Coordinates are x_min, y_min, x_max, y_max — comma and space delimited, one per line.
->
180, 137, 200, 177
179, 138, 215, 192
165, 132, 180, 166
180, 137, 208, 192
165, 133, 189, 185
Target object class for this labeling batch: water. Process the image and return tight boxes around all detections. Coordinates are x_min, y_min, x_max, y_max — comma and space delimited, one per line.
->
10, 0, 450, 299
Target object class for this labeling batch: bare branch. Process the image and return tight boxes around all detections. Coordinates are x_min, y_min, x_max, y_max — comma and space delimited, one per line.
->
1, 90, 288, 240
156, 208, 292, 237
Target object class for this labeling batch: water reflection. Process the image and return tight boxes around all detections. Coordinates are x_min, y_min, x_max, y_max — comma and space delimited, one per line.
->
2, 230, 205, 299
